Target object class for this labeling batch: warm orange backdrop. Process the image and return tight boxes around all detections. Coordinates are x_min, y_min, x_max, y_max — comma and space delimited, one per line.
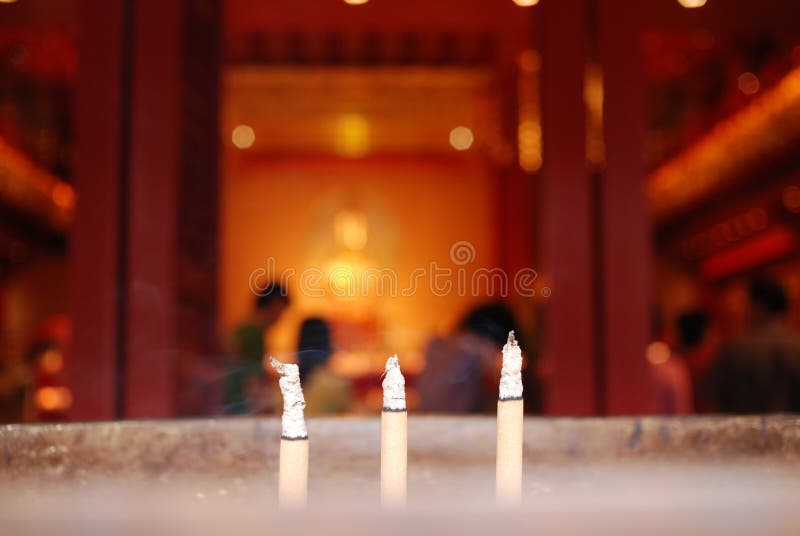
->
220, 156, 498, 370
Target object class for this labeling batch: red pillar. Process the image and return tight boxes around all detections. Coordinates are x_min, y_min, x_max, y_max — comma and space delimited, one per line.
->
598, 0, 655, 414
70, 0, 220, 420
123, 0, 182, 418
68, 0, 126, 420
540, 0, 597, 415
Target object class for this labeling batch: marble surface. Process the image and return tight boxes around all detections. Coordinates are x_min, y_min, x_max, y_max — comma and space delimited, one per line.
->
1, 415, 799, 535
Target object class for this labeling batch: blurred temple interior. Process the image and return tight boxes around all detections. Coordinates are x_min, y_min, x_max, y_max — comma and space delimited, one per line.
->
1, 0, 800, 421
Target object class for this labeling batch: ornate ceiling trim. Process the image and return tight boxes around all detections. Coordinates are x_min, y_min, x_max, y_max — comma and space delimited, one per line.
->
0, 137, 73, 231
648, 66, 800, 223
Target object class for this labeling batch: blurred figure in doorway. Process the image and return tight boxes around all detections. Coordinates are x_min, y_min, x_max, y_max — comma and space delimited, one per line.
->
707, 276, 800, 413
296, 317, 352, 415
418, 302, 523, 413
676, 309, 719, 413
223, 283, 289, 414
650, 310, 708, 415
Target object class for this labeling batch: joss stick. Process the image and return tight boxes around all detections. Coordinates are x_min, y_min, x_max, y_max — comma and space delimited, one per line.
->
496, 331, 523, 505
381, 355, 407, 507
270, 357, 308, 508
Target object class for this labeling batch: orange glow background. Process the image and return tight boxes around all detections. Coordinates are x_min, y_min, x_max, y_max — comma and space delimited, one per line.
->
221, 157, 497, 372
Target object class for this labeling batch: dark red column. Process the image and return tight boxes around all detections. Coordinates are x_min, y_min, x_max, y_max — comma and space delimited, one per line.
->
68, 0, 126, 420
598, 0, 655, 414
70, 0, 220, 420
540, 0, 597, 415
123, 1, 182, 418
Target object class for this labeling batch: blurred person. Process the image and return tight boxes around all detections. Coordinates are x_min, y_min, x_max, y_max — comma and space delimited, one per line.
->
650, 310, 708, 415
0, 353, 32, 423
296, 317, 352, 415
418, 302, 522, 413
707, 276, 800, 413
223, 283, 289, 414
676, 310, 719, 412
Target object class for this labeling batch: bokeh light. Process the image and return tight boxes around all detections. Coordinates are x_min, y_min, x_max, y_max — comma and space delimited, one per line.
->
738, 72, 760, 95
646, 341, 671, 365
782, 185, 800, 213
677, 0, 707, 8
34, 386, 73, 412
231, 124, 255, 149
334, 210, 368, 251
50, 183, 76, 210
335, 114, 370, 157
39, 349, 64, 375
449, 126, 474, 151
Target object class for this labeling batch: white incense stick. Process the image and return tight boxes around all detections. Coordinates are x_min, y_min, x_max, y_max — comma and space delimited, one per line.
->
496, 331, 523, 505
270, 357, 308, 507
381, 355, 407, 507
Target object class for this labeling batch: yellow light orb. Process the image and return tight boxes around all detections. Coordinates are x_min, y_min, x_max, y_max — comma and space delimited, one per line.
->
449, 126, 474, 151
677, 0, 707, 8
231, 124, 255, 149
335, 114, 370, 157
513, 0, 539, 6
344, 0, 368, 4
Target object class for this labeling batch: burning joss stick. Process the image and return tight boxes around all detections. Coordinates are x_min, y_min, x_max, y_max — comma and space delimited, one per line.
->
496, 331, 523, 505
381, 355, 407, 507
270, 357, 308, 507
